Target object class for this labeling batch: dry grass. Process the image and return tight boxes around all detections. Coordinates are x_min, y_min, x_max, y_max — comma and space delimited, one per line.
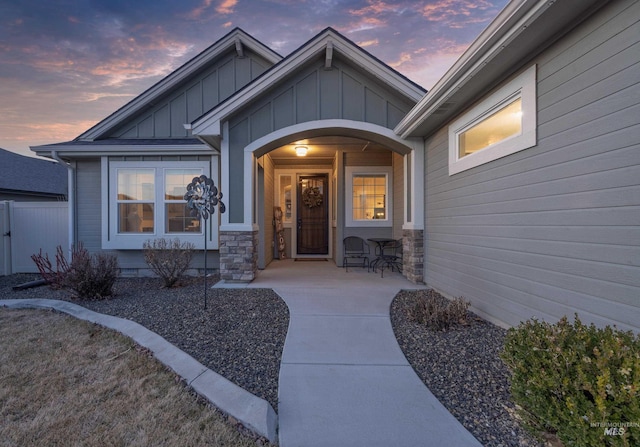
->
0, 309, 266, 447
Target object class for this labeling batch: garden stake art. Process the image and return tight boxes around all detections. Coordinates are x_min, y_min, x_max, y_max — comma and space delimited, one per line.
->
184, 175, 225, 309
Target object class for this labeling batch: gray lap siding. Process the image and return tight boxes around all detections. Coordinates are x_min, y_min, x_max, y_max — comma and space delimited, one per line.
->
423, 0, 640, 331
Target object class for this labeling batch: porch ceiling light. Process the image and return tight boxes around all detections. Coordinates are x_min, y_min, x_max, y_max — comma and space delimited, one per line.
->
295, 146, 308, 156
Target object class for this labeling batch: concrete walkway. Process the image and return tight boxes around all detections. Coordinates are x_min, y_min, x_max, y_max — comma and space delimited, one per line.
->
3, 260, 483, 446
247, 259, 482, 447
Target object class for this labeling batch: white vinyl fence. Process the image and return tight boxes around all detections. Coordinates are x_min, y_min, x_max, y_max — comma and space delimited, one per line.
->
0, 201, 68, 275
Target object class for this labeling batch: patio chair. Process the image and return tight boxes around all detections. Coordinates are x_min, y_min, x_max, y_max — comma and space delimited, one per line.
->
374, 239, 403, 277
343, 236, 370, 272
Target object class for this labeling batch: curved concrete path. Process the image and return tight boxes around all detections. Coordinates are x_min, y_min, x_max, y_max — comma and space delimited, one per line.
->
246, 260, 482, 447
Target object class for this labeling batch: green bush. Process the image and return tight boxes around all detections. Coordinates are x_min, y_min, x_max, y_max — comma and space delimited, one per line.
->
501, 315, 640, 446
143, 238, 195, 288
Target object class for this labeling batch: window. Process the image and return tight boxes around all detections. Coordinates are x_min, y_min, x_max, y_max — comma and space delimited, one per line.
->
352, 175, 386, 220
449, 65, 536, 175
165, 169, 202, 233
277, 174, 292, 224
345, 166, 392, 227
103, 160, 214, 249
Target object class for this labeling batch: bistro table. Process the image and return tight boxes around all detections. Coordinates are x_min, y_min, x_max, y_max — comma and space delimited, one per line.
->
367, 238, 398, 275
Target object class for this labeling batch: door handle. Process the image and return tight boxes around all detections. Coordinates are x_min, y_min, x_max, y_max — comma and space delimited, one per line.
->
297, 218, 302, 230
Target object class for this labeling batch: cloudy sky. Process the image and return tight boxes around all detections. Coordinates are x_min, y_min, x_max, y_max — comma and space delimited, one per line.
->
0, 0, 509, 158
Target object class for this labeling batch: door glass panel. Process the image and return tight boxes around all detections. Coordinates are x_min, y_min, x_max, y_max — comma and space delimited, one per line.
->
279, 175, 292, 223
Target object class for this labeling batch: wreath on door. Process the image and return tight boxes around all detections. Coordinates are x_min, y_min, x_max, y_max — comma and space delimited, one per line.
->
302, 186, 323, 208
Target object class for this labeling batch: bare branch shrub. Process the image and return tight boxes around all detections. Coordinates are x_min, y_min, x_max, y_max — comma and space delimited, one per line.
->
32, 243, 118, 299
31, 245, 70, 289
408, 291, 470, 331
64, 245, 119, 300
143, 238, 195, 288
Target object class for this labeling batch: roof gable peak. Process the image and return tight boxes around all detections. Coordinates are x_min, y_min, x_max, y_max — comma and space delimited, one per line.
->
78, 28, 282, 141
191, 27, 426, 137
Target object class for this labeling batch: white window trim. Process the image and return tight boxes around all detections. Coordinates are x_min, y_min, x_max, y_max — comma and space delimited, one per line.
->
345, 166, 392, 228
101, 159, 218, 250
448, 64, 537, 175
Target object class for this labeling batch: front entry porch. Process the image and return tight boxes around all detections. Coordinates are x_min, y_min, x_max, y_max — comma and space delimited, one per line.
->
218, 131, 424, 284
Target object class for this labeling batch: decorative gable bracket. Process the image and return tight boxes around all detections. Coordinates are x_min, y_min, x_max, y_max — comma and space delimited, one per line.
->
325, 41, 333, 70
235, 38, 244, 58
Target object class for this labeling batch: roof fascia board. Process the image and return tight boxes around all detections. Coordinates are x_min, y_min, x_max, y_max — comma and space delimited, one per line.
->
31, 143, 216, 158
395, 0, 550, 137
192, 29, 426, 137
79, 29, 282, 141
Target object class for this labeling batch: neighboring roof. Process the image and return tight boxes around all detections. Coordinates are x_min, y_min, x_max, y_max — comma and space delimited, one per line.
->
396, 0, 607, 139
0, 148, 67, 197
191, 27, 427, 139
77, 28, 283, 141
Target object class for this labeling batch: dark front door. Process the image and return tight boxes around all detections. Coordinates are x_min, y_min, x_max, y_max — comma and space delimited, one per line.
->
297, 174, 329, 255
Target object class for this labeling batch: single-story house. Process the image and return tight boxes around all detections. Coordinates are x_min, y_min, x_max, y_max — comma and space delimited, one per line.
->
0, 148, 67, 201
33, 0, 639, 332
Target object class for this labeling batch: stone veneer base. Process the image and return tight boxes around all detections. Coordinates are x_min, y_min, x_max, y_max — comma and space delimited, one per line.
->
219, 230, 259, 282
402, 229, 424, 284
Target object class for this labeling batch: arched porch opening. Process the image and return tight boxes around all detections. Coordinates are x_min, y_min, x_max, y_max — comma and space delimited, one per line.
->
231, 120, 424, 283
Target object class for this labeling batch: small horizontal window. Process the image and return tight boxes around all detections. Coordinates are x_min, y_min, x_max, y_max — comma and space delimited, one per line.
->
449, 65, 536, 175
459, 97, 522, 157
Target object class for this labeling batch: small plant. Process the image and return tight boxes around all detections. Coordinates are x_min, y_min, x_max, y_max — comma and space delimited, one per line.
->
143, 238, 195, 287
63, 245, 119, 299
33, 244, 118, 299
408, 291, 470, 331
31, 245, 70, 289
501, 315, 640, 446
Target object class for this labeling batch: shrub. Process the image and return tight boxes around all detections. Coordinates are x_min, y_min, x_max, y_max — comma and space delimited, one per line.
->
63, 245, 119, 300
31, 245, 70, 289
143, 238, 195, 288
408, 291, 470, 331
501, 315, 640, 446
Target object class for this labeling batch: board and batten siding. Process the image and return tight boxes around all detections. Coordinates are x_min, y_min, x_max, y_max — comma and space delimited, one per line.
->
423, 0, 640, 331
110, 48, 272, 139
226, 55, 416, 224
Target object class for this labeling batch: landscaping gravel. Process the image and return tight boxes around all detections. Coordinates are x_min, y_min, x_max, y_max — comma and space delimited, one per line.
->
391, 289, 543, 447
3, 274, 543, 446
0, 274, 288, 413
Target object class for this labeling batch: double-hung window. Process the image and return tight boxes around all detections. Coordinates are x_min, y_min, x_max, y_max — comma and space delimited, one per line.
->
345, 166, 392, 227
103, 160, 215, 249
448, 65, 537, 175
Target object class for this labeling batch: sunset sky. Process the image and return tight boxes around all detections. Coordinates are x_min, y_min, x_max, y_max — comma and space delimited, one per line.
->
0, 0, 509, 158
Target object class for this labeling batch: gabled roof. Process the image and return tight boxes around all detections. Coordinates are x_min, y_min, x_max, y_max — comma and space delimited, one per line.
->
77, 28, 282, 141
0, 148, 67, 197
395, 0, 607, 139
190, 27, 426, 139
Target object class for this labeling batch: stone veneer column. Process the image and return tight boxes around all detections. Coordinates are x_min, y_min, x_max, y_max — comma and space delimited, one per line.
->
219, 230, 259, 282
402, 229, 424, 284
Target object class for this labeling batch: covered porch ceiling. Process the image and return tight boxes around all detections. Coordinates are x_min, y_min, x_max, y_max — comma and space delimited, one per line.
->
266, 136, 392, 166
